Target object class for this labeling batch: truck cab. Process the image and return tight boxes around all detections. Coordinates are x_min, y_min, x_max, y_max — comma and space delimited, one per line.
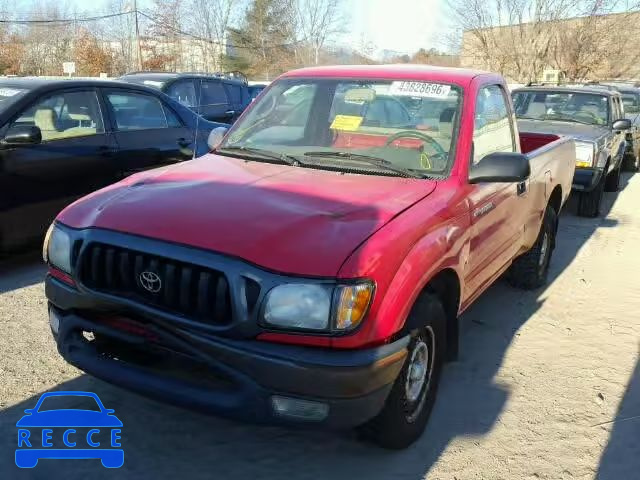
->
44, 65, 575, 449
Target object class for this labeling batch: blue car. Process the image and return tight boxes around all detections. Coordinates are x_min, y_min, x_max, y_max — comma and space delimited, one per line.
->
16, 391, 123, 468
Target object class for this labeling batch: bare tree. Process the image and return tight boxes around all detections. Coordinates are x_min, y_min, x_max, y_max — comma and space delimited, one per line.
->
294, 0, 344, 65
101, 0, 138, 74
19, 0, 80, 75
186, 0, 241, 71
550, 5, 640, 80
452, 0, 640, 82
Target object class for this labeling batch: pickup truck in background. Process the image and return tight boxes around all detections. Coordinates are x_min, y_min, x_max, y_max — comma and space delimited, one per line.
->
512, 85, 631, 217
44, 65, 575, 449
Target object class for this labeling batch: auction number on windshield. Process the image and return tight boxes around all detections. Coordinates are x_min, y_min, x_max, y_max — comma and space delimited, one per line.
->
389, 81, 451, 98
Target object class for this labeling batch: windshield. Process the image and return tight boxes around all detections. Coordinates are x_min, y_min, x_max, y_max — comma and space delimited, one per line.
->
622, 93, 640, 114
513, 91, 609, 126
219, 78, 462, 177
0, 86, 29, 112
37, 394, 101, 412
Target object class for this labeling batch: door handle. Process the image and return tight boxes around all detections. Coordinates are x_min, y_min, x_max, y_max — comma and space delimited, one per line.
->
517, 181, 527, 196
225, 110, 236, 116
177, 137, 191, 147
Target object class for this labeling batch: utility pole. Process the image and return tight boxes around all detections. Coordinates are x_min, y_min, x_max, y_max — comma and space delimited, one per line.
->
133, 0, 143, 70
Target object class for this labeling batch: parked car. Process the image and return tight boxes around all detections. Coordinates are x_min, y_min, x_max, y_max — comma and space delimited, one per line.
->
0, 77, 224, 253
512, 85, 631, 217
120, 72, 250, 123
44, 65, 575, 449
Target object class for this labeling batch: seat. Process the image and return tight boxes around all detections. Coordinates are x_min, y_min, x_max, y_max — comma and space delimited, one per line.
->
34, 108, 60, 139
64, 95, 91, 123
581, 104, 601, 118
526, 102, 546, 118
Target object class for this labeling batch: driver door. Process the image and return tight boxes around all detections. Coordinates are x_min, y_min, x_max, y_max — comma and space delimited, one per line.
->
466, 84, 525, 297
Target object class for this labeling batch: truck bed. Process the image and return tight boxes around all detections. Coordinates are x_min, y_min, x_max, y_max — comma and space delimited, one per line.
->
517, 131, 575, 249
520, 132, 561, 154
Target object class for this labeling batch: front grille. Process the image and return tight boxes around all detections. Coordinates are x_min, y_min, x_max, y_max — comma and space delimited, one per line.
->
80, 243, 234, 326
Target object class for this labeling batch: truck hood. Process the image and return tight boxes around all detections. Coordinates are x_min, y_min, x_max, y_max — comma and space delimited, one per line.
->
58, 155, 437, 276
518, 119, 609, 143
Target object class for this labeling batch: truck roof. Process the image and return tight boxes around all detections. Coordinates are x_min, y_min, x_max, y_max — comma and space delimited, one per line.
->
279, 64, 493, 87
513, 85, 621, 97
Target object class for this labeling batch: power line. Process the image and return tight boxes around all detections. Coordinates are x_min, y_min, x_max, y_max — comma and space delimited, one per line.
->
137, 10, 307, 51
0, 9, 308, 51
0, 11, 131, 25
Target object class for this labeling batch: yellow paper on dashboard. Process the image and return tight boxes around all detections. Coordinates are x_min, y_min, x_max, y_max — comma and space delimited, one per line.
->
330, 115, 363, 131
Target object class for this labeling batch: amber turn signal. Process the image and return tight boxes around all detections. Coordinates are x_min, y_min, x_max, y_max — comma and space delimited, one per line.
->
334, 282, 375, 330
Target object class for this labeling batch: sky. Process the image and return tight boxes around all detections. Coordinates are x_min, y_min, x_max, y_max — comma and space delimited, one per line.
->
341, 0, 449, 57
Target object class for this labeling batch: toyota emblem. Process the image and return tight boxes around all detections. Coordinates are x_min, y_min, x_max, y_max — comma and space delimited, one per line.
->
139, 271, 162, 293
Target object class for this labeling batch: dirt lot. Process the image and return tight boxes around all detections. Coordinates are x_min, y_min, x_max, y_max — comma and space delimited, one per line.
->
1, 174, 638, 480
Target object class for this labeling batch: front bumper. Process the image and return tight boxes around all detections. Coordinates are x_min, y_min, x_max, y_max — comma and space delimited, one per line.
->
47, 277, 407, 429
572, 167, 605, 192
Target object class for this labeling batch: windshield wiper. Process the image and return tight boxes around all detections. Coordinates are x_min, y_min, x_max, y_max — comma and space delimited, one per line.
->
303, 151, 428, 179
542, 115, 593, 125
216, 145, 302, 166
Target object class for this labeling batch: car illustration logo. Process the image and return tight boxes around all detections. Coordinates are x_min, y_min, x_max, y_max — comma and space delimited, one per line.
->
15, 391, 123, 468
139, 271, 161, 293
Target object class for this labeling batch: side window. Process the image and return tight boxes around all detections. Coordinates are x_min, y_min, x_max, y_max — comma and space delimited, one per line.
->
201, 81, 229, 106
163, 105, 182, 128
228, 84, 242, 104
12, 90, 104, 142
472, 85, 515, 165
106, 92, 168, 131
167, 80, 196, 107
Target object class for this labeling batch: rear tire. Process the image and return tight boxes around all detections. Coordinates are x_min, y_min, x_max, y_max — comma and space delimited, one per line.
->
577, 173, 605, 217
604, 163, 621, 192
507, 206, 557, 290
358, 294, 446, 450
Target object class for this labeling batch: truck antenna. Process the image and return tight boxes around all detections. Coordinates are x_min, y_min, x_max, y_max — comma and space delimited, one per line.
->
192, 78, 204, 160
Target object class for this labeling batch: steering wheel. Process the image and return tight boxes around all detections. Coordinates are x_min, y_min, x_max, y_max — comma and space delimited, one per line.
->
574, 110, 601, 124
384, 130, 448, 165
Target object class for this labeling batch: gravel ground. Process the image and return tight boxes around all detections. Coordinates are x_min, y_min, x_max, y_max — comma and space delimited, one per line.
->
1, 174, 638, 480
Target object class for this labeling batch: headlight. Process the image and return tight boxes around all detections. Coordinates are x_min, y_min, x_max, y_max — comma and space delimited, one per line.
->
575, 141, 596, 168
262, 281, 374, 332
263, 284, 331, 330
43, 224, 72, 273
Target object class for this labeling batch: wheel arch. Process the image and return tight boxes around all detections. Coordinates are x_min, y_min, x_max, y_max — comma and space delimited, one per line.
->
403, 268, 461, 361
548, 184, 562, 215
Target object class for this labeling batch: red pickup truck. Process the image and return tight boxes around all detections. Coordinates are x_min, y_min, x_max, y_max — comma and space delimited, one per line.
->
44, 65, 575, 449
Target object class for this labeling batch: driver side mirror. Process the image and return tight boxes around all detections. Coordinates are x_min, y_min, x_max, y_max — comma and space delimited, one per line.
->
469, 152, 530, 184
3, 125, 42, 146
612, 118, 631, 131
207, 126, 228, 151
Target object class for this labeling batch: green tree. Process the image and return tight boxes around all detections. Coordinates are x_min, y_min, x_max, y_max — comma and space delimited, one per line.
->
226, 0, 296, 80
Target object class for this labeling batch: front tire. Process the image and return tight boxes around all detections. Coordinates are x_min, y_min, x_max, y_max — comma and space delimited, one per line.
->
507, 206, 557, 290
605, 163, 621, 192
577, 173, 605, 217
358, 294, 446, 449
